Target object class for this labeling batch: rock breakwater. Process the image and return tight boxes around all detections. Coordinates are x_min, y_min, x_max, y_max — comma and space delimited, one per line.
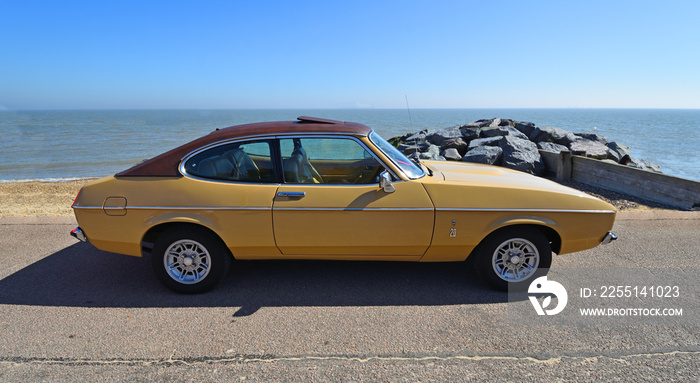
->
389, 118, 662, 175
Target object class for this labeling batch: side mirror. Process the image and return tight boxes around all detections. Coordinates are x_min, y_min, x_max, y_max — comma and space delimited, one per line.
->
379, 171, 395, 193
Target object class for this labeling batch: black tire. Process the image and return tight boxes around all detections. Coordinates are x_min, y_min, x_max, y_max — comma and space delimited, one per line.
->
151, 226, 231, 294
476, 227, 552, 291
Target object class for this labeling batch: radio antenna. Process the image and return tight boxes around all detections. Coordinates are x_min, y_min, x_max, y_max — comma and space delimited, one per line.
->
405, 95, 413, 128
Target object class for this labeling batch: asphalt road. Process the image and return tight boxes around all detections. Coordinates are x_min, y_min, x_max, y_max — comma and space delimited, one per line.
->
1, 213, 698, 382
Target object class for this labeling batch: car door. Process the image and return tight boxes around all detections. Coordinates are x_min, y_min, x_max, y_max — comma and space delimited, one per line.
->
181, 139, 281, 258
272, 136, 434, 257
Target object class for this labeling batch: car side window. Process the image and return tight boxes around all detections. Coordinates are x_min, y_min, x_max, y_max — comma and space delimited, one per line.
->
184, 140, 275, 182
280, 137, 384, 184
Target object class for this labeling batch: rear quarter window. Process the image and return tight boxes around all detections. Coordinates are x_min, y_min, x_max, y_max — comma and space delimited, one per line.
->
184, 140, 275, 182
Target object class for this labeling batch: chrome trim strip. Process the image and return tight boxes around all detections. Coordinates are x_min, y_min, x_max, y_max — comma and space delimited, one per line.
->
73, 206, 614, 214
179, 133, 400, 183
72, 206, 270, 211
277, 182, 391, 188
182, 132, 369, 162
275, 134, 400, 181
436, 208, 617, 214
368, 131, 423, 180
273, 207, 434, 211
129, 206, 270, 210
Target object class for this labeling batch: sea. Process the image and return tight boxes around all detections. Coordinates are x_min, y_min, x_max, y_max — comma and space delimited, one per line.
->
1, 109, 698, 182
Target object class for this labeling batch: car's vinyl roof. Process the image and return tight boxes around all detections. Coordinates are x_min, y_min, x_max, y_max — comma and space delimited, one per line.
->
116, 116, 373, 177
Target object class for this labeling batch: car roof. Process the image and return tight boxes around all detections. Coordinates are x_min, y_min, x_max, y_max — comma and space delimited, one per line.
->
116, 116, 372, 177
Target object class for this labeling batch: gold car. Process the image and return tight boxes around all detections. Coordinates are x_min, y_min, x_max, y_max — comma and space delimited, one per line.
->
71, 116, 617, 293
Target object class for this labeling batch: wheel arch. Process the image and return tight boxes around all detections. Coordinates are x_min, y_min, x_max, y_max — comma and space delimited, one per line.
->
141, 221, 232, 259
470, 223, 562, 259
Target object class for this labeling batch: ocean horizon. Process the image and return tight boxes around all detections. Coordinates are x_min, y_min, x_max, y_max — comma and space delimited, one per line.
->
1, 108, 698, 182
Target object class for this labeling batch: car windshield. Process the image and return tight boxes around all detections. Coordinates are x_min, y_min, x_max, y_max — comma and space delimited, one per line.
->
369, 131, 425, 180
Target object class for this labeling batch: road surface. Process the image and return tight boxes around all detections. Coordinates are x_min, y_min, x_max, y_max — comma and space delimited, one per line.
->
1, 212, 698, 381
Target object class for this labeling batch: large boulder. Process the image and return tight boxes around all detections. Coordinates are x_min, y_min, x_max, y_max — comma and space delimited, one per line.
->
528, 126, 576, 145
469, 118, 512, 128
528, 126, 554, 142
576, 133, 609, 145
460, 121, 482, 129
425, 126, 463, 147
462, 145, 503, 165
471, 119, 495, 128
419, 144, 445, 161
458, 125, 481, 141
389, 130, 430, 147
387, 133, 412, 147
569, 139, 612, 160
405, 130, 431, 142
607, 142, 631, 163
499, 135, 545, 175
480, 126, 529, 140
537, 142, 569, 153
467, 136, 501, 150
629, 158, 662, 173
441, 137, 469, 155
397, 117, 649, 178
492, 117, 513, 127
552, 129, 578, 146
397, 142, 429, 154
442, 148, 462, 161
513, 121, 536, 137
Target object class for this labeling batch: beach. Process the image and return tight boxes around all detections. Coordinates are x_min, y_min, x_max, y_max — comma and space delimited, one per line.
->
0, 177, 678, 218
0, 179, 94, 216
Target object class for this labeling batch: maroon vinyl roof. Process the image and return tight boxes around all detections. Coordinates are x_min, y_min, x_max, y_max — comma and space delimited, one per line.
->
116, 116, 372, 177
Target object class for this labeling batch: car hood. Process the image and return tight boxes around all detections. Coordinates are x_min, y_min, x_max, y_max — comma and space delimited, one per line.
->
420, 161, 615, 211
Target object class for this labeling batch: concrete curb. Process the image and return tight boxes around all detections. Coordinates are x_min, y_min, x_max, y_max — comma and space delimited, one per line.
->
616, 210, 700, 221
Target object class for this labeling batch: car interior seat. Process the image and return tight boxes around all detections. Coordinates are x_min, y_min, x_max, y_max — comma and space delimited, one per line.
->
197, 156, 233, 179
195, 148, 260, 181
283, 146, 323, 184
226, 148, 261, 181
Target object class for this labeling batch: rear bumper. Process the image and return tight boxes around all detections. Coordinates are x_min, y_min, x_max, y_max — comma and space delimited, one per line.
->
70, 227, 87, 242
601, 231, 617, 245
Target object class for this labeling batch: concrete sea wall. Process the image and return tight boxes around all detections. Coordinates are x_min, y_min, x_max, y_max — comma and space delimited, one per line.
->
540, 150, 700, 210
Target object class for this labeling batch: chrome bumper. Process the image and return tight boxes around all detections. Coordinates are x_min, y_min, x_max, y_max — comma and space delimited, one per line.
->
601, 231, 617, 245
70, 227, 87, 242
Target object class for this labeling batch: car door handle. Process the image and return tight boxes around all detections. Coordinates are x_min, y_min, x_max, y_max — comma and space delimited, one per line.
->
277, 191, 306, 198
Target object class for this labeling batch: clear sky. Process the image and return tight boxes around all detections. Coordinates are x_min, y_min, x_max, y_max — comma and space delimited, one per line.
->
1, 0, 699, 109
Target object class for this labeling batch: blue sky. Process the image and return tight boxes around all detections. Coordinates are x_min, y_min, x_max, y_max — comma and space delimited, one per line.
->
1, 0, 699, 109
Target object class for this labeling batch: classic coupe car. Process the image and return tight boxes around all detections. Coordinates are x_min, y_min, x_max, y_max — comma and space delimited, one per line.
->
71, 116, 617, 293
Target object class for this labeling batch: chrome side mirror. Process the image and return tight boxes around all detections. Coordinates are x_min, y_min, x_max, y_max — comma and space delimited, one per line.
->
379, 171, 395, 193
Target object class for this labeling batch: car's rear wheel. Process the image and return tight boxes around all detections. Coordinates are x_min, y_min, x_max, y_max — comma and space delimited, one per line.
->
151, 227, 230, 294
477, 227, 552, 291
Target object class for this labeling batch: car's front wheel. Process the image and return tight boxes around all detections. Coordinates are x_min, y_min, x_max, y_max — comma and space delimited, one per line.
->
151, 227, 231, 294
477, 227, 552, 291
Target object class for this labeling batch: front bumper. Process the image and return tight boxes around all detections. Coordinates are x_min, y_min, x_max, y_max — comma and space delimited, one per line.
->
70, 227, 87, 242
601, 231, 617, 245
